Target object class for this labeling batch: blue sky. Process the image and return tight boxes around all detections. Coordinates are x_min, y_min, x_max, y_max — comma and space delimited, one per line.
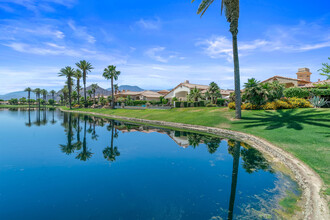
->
0, 0, 329, 94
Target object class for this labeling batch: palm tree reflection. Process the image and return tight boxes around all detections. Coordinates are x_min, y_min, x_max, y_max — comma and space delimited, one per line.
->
76, 116, 93, 161
103, 120, 120, 162
227, 140, 240, 220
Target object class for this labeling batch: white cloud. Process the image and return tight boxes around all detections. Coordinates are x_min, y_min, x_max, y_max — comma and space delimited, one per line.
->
68, 20, 96, 44
0, 0, 77, 13
145, 47, 181, 63
135, 18, 161, 30
197, 21, 330, 61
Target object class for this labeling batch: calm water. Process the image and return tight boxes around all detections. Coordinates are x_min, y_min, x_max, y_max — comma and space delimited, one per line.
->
0, 108, 299, 220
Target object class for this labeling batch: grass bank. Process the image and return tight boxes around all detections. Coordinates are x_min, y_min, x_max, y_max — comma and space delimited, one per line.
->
62, 107, 330, 195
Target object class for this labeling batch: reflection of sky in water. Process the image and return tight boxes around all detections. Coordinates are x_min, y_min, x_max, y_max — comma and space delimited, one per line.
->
0, 109, 299, 220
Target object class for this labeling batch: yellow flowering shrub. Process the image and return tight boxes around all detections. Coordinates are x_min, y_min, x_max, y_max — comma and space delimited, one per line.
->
228, 102, 236, 109
287, 97, 312, 108
241, 103, 259, 110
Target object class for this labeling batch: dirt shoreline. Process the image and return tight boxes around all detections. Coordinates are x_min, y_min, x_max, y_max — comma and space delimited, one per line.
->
61, 108, 330, 220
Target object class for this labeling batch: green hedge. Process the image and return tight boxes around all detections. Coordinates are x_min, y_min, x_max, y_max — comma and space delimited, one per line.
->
310, 88, 330, 96
284, 87, 310, 98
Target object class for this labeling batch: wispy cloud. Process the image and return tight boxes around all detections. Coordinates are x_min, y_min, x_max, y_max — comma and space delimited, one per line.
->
134, 17, 161, 30
197, 21, 330, 61
0, 0, 77, 13
145, 47, 180, 63
68, 20, 96, 44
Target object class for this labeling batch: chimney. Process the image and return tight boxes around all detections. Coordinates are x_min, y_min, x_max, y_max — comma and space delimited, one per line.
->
184, 80, 189, 84
318, 79, 321, 82
123, 90, 126, 92
296, 68, 312, 82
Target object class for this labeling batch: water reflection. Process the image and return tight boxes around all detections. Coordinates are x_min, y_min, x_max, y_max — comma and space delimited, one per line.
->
19, 109, 278, 219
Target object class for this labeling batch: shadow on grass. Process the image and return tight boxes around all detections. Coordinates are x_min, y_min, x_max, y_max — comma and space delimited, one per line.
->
234, 109, 330, 131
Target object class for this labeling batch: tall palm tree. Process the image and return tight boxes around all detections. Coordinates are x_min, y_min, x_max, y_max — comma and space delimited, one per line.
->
24, 87, 32, 108
41, 89, 48, 107
91, 83, 98, 105
33, 88, 41, 109
193, 0, 242, 119
50, 90, 56, 106
59, 66, 75, 109
74, 69, 83, 105
76, 60, 94, 107
103, 65, 121, 109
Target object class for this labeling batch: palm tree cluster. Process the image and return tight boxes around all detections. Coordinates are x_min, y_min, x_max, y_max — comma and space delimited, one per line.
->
23, 87, 55, 108
187, 82, 222, 104
243, 78, 284, 106
58, 61, 121, 109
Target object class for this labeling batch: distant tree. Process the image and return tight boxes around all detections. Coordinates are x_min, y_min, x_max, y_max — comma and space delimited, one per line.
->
243, 78, 267, 105
24, 87, 32, 108
33, 88, 41, 108
114, 84, 119, 94
9, 98, 18, 105
103, 65, 121, 109
91, 84, 98, 105
192, 0, 242, 119
41, 89, 48, 107
19, 97, 27, 104
50, 90, 56, 106
74, 69, 83, 105
318, 57, 330, 79
59, 67, 75, 109
76, 60, 93, 107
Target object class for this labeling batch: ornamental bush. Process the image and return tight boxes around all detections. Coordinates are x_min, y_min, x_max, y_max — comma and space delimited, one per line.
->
228, 102, 235, 109
284, 87, 310, 98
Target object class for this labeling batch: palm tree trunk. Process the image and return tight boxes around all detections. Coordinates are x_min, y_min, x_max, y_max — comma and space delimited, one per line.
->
227, 141, 240, 220
77, 79, 80, 105
52, 94, 55, 107
28, 91, 30, 109
38, 94, 40, 109
232, 34, 241, 119
68, 78, 72, 109
111, 77, 114, 109
84, 72, 87, 107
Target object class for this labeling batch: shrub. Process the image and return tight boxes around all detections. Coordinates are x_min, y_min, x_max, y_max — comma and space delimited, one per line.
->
183, 102, 188, 107
310, 88, 330, 96
241, 103, 259, 110
287, 97, 312, 108
216, 98, 226, 106
284, 87, 309, 98
48, 99, 55, 105
175, 101, 181, 108
309, 96, 329, 108
228, 102, 235, 109
199, 100, 205, 107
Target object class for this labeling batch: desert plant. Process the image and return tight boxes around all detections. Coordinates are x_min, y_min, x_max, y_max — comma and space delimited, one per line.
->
309, 96, 329, 108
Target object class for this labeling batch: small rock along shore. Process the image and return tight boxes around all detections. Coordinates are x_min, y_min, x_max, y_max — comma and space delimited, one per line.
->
61, 108, 329, 220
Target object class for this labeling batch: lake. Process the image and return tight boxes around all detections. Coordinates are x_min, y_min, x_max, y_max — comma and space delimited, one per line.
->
0, 108, 300, 220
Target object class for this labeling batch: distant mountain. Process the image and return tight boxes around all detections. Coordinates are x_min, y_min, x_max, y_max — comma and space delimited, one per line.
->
86, 85, 111, 96
0, 85, 170, 100
0, 91, 28, 100
107, 85, 144, 92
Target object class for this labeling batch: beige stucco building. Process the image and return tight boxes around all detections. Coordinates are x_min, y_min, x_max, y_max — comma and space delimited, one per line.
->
115, 90, 162, 101
164, 80, 234, 101
261, 68, 312, 88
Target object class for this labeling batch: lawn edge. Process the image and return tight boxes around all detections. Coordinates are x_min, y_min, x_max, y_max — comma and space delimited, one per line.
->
60, 108, 329, 220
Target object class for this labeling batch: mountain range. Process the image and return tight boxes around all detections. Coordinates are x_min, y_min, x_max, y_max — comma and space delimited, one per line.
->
0, 85, 168, 100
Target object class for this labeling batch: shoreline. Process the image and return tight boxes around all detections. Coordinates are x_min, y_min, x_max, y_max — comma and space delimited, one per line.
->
60, 107, 329, 220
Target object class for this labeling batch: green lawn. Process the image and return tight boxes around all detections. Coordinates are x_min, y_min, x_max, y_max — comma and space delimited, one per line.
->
63, 106, 330, 195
